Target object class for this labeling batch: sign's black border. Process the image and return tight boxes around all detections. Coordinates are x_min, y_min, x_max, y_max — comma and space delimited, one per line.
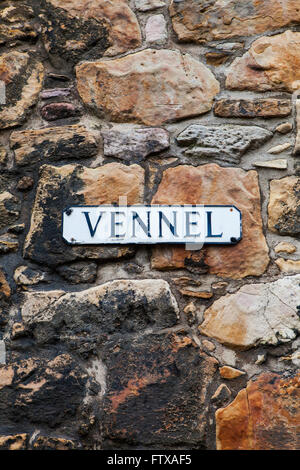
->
61, 204, 242, 246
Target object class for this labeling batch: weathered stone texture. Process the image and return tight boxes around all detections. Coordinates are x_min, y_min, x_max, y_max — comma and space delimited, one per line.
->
268, 176, 300, 238
0, 1, 37, 47
176, 125, 272, 164
102, 128, 169, 161
169, 0, 300, 43
0, 191, 20, 230
216, 372, 300, 450
21, 280, 179, 352
39, 0, 141, 62
0, 51, 44, 128
200, 275, 300, 349
151, 164, 269, 279
135, 0, 165, 11
214, 99, 292, 119
10, 125, 98, 167
102, 332, 218, 446
76, 49, 220, 126
24, 163, 144, 266
226, 31, 300, 92
0, 355, 87, 430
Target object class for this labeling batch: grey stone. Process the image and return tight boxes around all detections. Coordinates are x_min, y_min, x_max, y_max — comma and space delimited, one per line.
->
57, 262, 97, 284
135, 0, 166, 11
176, 125, 272, 164
102, 128, 169, 161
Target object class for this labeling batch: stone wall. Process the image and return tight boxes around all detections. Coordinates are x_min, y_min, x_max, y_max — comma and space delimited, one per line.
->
0, 0, 299, 451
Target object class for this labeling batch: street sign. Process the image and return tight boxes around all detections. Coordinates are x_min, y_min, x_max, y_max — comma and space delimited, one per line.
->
62, 205, 242, 246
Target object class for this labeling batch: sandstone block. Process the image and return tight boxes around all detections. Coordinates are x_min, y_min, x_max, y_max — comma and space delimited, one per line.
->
214, 99, 292, 119
40, 0, 141, 61
216, 372, 300, 450
169, 1, 300, 43
151, 164, 269, 279
0, 51, 44, 129
24, 163, 144, 266
226, 31, 300, 92
10, 125, 98, 167
199, 275, 300, 349
76, 49, 220, 126
268, 176, 300, 237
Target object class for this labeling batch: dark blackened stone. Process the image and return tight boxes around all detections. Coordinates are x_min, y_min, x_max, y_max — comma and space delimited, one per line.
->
41, 102, 78, 121
38, 0, 111, 65
57, 261, 97, 284
102, 332, 218, 448
0, 354, 87, 429
10, 125, 98, 167
20, 279, 179, 352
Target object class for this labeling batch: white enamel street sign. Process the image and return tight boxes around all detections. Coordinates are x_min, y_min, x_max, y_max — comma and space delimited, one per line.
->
62, 205, 242, 245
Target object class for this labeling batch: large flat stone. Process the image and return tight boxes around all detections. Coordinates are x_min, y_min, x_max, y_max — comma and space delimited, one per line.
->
268, 176, 300, 238
226, 31, 300, 92
21, 280, 179, 351
0, 51, 44, 129
24, 163, 144, 266
39, 0, 141, 62
10, 125, 98, 167
199, 275, 300, 349
102, 332, 218, 447
216, 372, 300, 450
169, 1, 300, 43
151, 164, 269, 279
176, 125, 272, 164
76, 49, 220, 126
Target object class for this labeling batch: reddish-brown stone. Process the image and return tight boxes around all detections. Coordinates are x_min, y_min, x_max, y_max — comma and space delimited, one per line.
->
216, 372, 300, 450
151, 164, 269, 279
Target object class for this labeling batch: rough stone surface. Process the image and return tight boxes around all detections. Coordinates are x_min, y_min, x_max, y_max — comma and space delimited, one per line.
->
39, 0, 141, 62
14, 266, 49, 286
216, 372, 300, 450
0, 191, 20, 230
102, 128, 169, 161
214, 99, 292, 119
21, 280, 179, 348
0, 2, 37, 47
0, 354, 88, 432
226, 31, 300, 92
176, 125, 272, 164
24, 163, 144, 266
200, 275, 300, 349
135, 0, 165, 11
151, 164, 269, 279
275, 258, 300, 274
76, 49, 220, 126
10, 125, 98, 167
56, 262, 97, 284
102, 332, 218, 447
268, 176, 300, 238
145, 14, 167, 44
0, 51, 44, 128
169, 1, 300, 43
0, 434, 28, 450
